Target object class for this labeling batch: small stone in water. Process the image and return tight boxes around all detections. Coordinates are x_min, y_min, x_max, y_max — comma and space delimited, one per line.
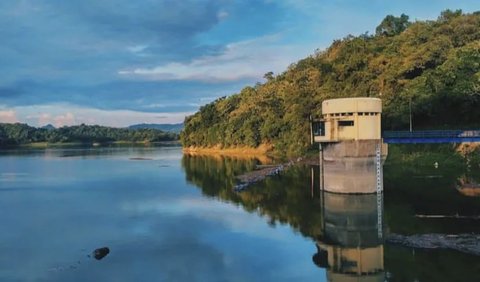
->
92, 247, 110, 260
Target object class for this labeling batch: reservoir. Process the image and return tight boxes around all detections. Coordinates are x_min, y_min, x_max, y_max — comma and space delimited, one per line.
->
0, 146, 479, 281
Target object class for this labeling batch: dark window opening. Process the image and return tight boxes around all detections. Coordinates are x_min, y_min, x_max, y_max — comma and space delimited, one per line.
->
338, 120, 354, 126
312, 121, 325, 136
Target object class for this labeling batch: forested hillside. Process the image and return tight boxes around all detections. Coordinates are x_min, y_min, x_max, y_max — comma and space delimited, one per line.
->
0, 123, 178, 146
181, 10, 480, 156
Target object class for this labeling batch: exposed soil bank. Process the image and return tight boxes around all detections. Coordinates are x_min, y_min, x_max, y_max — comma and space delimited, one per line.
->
456, 142, 480, 155
386, 233, 480, 256
182, 144, 275, 164
183, 144, 273, 156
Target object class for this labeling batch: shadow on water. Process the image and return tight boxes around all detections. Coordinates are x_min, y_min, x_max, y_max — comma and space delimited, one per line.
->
182, 151, 480, 281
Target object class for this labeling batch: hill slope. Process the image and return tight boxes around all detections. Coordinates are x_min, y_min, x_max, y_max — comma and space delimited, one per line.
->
181, 10, 480, 156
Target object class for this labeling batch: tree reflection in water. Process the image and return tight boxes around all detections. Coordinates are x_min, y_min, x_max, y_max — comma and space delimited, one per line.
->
181, 153, 480, 281
181, 153, 385, 280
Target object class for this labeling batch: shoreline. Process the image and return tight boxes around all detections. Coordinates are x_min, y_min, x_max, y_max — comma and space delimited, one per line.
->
183, 145, 274, 164
182, 144, 274, 157
0, 140, 181, 149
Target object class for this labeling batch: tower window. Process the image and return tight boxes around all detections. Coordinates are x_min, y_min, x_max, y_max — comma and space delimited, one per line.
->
312, 121, 325, 136
338, 120, 354, 126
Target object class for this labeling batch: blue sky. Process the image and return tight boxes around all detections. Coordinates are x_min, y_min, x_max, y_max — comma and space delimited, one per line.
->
0, 0, 479, 127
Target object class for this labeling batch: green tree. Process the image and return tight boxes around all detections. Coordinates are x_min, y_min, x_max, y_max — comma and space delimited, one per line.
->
376, 14, 411, 36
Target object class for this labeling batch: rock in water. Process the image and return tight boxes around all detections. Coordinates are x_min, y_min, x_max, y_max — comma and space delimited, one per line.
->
386, 233, 480, 256
93, 247, 110, 260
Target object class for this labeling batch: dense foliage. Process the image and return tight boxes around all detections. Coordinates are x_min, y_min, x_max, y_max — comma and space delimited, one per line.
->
0, 123, 178, 146
181, 10, 480, 156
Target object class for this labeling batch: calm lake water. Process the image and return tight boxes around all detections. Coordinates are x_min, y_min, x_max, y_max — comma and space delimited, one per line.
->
0, 146, 479, 281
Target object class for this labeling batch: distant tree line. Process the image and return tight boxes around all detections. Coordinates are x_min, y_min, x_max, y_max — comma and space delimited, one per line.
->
181, 10, 480, 156
0, 123, 178, 146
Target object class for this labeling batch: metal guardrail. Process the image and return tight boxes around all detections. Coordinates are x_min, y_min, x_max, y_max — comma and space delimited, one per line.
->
382, 130, 480, 138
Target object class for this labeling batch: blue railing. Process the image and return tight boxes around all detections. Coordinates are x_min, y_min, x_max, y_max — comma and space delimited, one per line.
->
382, 130, 480, 143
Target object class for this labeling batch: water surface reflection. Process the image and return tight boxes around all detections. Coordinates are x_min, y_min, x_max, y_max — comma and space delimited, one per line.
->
182, 152, 480, 281
182, 153, 386, 281
314, 193, 384, 281
2, 147, 478, 281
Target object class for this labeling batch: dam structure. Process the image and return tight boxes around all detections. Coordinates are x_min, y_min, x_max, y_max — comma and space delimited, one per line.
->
312, 98, 382, 144
311, 97, 387, 194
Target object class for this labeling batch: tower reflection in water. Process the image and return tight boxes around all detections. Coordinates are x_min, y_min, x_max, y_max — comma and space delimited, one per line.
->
312, 157, 385, 282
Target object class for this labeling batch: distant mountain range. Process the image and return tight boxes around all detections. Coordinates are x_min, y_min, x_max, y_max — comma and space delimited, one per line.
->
41, 124, 56, 130
128, 123, 183, 133
37, 123, 184, 133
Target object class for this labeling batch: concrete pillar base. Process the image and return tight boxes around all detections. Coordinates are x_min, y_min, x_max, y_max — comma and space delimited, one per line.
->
323, 140, 388, 159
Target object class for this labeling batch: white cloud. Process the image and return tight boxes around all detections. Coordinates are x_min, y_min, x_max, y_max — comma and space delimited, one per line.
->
127, 44, 148, 53
199, 96, 217, 101
0, 110, 19, 123
26, 112, 77, 127
122, 196, 291, 241
118, 34, 317, 83
38, 113, 52, 125
142, 103, 167, 109
11, 104, 191, 127
126, 44, 150, 57
217, 10, 229, 20
53, 112, 76, 127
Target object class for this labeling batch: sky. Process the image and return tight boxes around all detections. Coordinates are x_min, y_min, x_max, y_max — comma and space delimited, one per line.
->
0, 0, 479, 127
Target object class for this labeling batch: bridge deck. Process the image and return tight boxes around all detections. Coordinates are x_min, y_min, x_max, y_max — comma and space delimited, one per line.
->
382, 130, 480, 144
